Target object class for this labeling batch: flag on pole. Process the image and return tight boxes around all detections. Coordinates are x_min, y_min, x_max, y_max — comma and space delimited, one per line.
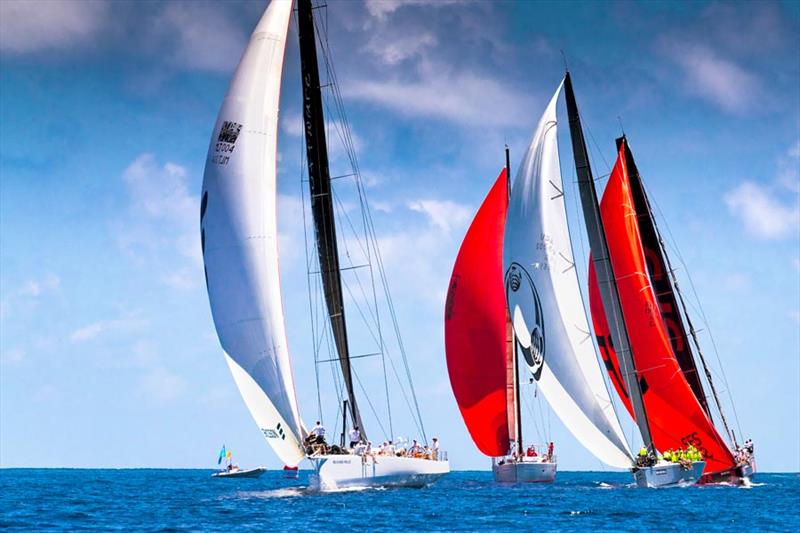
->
217, 445, 226, 465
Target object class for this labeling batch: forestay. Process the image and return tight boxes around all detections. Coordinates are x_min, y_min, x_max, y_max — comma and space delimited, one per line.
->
502, 83, 632, 468
200, 0, 306, 467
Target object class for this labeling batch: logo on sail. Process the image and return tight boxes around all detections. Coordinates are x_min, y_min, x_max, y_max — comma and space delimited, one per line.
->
505, 262, 546, 380
217, 121, 242, 144
261, 423, 286, 441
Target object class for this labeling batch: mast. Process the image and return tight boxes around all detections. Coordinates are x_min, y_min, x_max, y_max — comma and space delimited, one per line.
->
513, 339, 523, 455
563, 72, 654, 454
297, 0, 365, 438
505, 145, 523, 455
618, 136, 735, 446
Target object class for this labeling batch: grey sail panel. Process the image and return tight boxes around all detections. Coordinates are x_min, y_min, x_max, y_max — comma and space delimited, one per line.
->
563, 73, 653, 451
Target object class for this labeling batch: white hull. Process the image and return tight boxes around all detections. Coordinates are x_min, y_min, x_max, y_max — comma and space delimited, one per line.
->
308, 455, 449, 491
492, 458, 557, 483
633, 461, 705, 488
211, 466, 267, 478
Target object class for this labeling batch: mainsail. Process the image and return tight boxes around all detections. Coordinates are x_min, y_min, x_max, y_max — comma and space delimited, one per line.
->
444, 170, 511, 457
587, 141, 736, 474
503, 82, 632, 468
200, 0, 305, 467
620, 138, 709, 415
296, 0, 365, 437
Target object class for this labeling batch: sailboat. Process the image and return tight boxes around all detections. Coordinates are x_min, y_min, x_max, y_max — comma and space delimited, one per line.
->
586, 135, 757, 487
200, 0, 449, 491
211, 446, 267, 478
448, 70, 747, 488
445, 81, 634, 482
444, 155, 558, 483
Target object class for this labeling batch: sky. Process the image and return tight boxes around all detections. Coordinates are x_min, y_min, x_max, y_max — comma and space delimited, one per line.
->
1, 0, 798, 473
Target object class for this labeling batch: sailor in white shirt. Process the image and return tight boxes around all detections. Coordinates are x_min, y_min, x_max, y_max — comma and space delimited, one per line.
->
431, 437, 440, 460
348, 426, 361, 448
353, 441, 367, 456
311, 421, 326, 442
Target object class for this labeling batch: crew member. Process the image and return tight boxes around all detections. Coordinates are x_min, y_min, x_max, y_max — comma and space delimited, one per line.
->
348, 426, 361, 448
311, 421, 326, 443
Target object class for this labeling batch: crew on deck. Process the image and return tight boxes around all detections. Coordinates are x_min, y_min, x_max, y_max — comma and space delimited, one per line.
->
348, 426, 361, 448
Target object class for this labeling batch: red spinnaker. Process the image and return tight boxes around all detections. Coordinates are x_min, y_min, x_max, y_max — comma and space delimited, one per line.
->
444, 170, 510, 457
588, 145, 735, 474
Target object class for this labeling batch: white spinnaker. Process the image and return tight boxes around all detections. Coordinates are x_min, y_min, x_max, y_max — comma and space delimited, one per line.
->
200, 0, 305, 467
503, 82, 633, 468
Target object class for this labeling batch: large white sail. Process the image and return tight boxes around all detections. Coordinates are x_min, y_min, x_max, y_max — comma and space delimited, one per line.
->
200, 0, 305, 467
503, 82, 633, 468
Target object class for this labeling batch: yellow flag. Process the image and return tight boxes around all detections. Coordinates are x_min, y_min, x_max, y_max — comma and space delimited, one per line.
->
226, 450, 232, 458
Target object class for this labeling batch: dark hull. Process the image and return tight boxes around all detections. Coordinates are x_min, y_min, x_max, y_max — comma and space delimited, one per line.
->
698, 461, 756, 485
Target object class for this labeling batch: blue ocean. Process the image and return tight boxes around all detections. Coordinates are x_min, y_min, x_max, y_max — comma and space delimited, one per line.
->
1, 470, 797, 531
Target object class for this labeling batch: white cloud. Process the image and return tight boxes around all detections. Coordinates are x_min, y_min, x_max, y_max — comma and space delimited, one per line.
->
1, 348, 26, 366
345, 70, 529, 127
777, 141, 800, 193
724, 182, 799, 240
281, 113, 363, 162
365, 0, 461, 21
69, 315, 148, 343
721, 273, 750, 291
151, 1, 247, 73
18, 273, 60, 297
365, 31, 437, 65
407, 199, 472, 234
281, 112, 304, 138
660, 40, 761, 113
123, 155, 195, 228
0, 0, 109, 54
370, 198, 473, 307
119, 153, 202, 288
139, 367, 186, 402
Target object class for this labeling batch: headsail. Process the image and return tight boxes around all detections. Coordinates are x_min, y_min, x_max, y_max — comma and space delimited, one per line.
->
200, 0, 305, 467
444, 170, 511, 457
503, 82, 632, 468
587, 141, 736, 474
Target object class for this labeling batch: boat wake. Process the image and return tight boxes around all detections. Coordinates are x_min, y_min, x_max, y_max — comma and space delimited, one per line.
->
235, 488, 307, 499
307, 485, 387, 494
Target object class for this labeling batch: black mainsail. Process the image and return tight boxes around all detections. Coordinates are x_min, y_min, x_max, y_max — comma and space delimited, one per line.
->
297, 0, 365, 437
618, 136, 735, 444
616, 137, 710, 414
564, 72, 654, 454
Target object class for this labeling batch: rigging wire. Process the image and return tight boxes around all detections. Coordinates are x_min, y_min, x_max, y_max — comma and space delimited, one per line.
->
301, 3, 424, 442
645, 189, 744, 445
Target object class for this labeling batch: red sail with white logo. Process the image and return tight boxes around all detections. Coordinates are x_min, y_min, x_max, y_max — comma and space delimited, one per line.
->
444, 170, 511, 457
588, 143, 736, 474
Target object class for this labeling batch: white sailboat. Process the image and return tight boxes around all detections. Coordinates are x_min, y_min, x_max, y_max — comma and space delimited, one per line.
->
451, 72, 713, 488
503, 81, 634, 474
201, 0, 448, 491
444, 82, 634, 484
